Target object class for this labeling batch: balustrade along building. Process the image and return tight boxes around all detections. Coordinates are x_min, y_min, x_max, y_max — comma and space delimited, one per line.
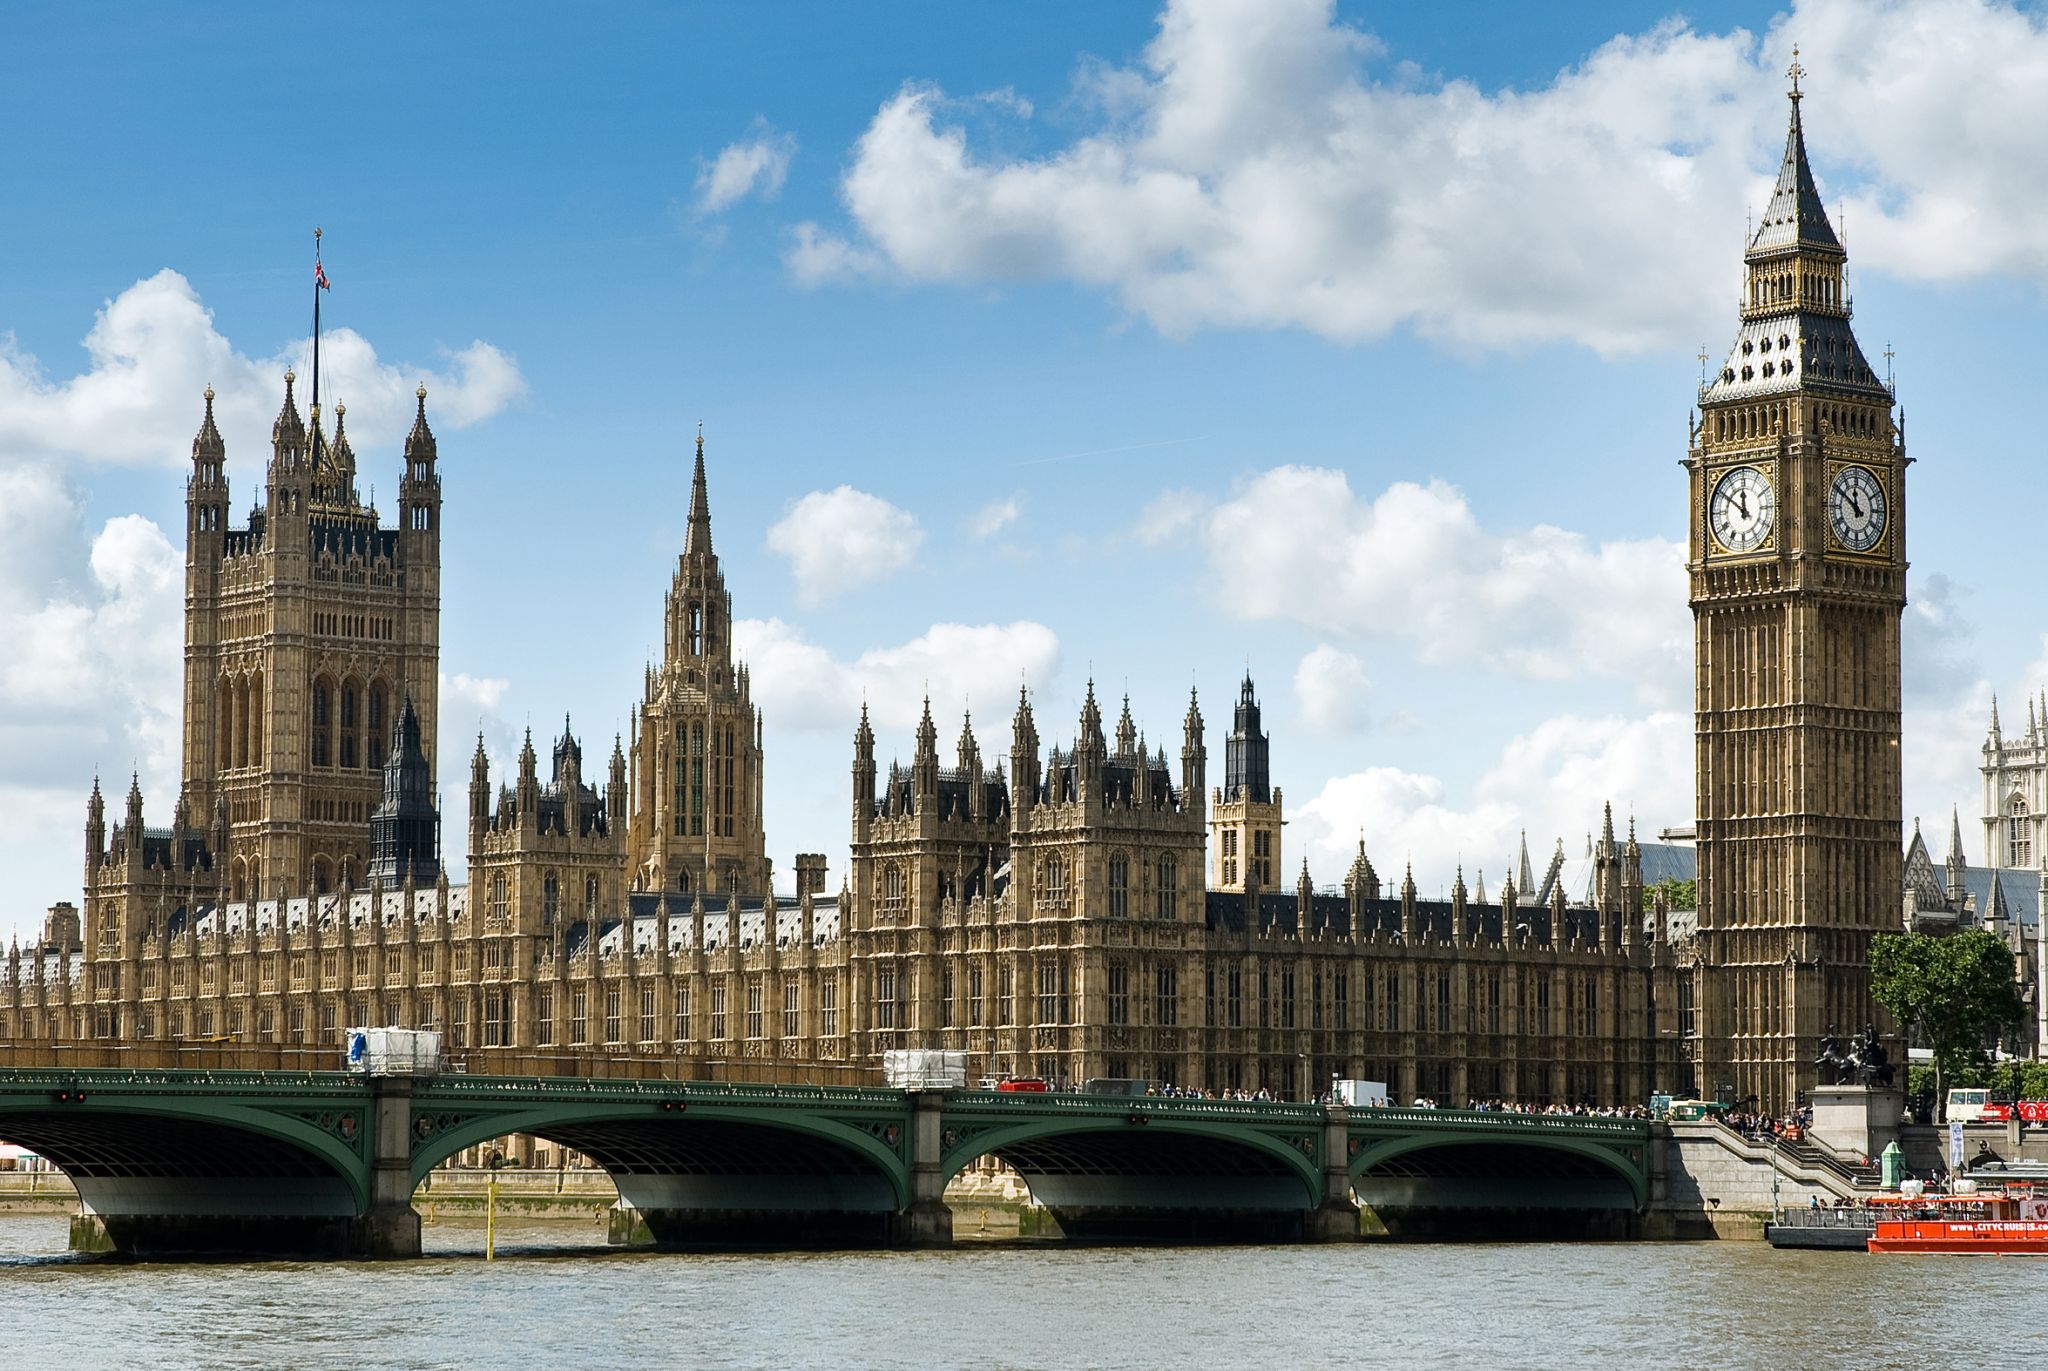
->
7, 85, 1912, 1114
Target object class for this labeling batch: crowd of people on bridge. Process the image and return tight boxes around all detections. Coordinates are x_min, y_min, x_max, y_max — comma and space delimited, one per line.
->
1461, 1098, 1656, 1120
1143, 1085, 1283, 1102
1123, 1083, 1657, 1117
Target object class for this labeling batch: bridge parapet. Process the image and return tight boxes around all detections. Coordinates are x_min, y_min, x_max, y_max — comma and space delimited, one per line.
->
1355, 1107, 1649, 1140
416, 1075, 907, 1112
0, 1067, 362, 1094
942, 1091, 1324, 1125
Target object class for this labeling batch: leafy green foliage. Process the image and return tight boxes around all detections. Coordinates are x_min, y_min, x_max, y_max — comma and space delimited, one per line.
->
1648, 877, 1696, 910
1871, 930, 2026, 1115
1906, 1064, 1938, 1120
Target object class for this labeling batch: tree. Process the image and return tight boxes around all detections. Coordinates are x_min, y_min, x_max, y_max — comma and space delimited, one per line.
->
1648, 877, 1696, 910
1870, 930, 2025, 1119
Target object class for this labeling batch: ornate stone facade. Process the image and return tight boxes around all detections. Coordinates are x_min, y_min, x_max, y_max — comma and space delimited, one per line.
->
7, 367, 1690, 1107
1687, 79, 1906, 1112
22, 384, 854, 1065
845, 686, 1688, 1101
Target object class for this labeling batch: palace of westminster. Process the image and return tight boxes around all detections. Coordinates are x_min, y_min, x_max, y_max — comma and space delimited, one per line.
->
3, 83, 1993, 1114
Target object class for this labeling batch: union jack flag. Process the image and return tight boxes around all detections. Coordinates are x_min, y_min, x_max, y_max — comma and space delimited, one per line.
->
315, 261, 330, 290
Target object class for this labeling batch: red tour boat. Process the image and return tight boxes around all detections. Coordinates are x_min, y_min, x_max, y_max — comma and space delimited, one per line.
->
1866, 1186, 2048, 1254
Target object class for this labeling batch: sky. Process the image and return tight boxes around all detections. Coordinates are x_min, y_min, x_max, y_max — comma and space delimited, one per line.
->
4, 0, 2046, 941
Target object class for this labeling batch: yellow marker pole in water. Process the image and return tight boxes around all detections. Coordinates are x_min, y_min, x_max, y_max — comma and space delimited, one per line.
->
486, 1148, 505, 1261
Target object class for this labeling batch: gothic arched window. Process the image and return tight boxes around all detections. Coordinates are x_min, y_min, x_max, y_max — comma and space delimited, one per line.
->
2009, 795, 2032, 869
1156, 857, 1178, 920
689, 724, 706, 837
339, 684, 359, 770
311, 680, 332, 767
722, 726, 737, 837
542, 872, 559, 925
1042, 855, 1068, 905
248, 673, 263, 769
367, 684, 387, 767
218, 676, 235, 772
1108, 853, 1129, 918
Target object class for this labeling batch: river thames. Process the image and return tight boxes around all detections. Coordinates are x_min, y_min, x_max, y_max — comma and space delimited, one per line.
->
0, 1215, 2027, 1369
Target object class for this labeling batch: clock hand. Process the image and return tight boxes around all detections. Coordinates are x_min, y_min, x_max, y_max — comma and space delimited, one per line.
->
1847, 491, 1865, 518
1735, 490, 1750, 520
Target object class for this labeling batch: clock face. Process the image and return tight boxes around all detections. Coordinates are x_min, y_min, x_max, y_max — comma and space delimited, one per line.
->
1827, 465, 1887, 552
1709, 465, 1776, 553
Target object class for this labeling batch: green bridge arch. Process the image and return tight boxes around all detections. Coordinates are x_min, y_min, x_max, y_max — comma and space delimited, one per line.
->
1348, 1130, 1647, 1210
0, 1072, 375, 1218
406, 1088, 915, 1209
938, 1115, 1323, 1204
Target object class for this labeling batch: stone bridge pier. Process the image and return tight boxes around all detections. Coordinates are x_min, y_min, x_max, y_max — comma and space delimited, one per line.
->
1308, 1104, 1362, 1240
359, 1078, 422, 1259
892, 1090, 953, 1247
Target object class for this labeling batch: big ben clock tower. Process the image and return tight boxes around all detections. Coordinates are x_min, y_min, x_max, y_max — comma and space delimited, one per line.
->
1690, 60, 1905, 1113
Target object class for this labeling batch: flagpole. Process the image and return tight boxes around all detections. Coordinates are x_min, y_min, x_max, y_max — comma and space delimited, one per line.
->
311, 226, 323, 422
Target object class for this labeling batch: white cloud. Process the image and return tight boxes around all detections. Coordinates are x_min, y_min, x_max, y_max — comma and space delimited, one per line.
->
765, 485, 924, 607
1792, 0, 2048, 285
792, 0, 1768, 351
0, 270, 523, 477
788, 221, 885, 284
975, 86, 1035, 119
695, 121, 797, 215
1902, 572, 1977, 703
1132, 487, 1209, 547
733, 617, 1061, 733
1197, 466, 1687, 699
790, 0, 2048, 351
1294, 710, 1692, 888
0, 497, 183, 852
1292, 644, 1369, 732
443, 671, 511, 720
969, 494, 1023, 538
440, 670, 519, 766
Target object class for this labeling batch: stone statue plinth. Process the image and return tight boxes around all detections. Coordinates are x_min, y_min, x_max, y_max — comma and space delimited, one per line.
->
1809, 1084, 1904, 1159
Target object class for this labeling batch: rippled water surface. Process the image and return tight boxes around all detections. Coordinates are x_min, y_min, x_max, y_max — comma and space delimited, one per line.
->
0, 1215, 2033, 1370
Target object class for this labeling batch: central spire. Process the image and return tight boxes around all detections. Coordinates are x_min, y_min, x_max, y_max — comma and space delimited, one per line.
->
686, 422, 714, 558
1749, 49, 1839, 258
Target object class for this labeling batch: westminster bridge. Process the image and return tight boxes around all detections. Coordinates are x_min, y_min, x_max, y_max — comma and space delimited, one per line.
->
0, 1068, 1650, 1257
